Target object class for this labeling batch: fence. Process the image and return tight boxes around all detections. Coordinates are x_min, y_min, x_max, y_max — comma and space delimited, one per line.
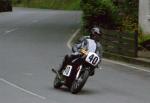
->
100, 28, 138, 57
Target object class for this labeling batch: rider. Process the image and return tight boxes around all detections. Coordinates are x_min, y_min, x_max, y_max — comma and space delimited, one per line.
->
58, 27, 103, 76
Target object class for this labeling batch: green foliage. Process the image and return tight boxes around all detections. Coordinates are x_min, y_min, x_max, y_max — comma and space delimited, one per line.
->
139, 35, 150, 44
121, 15, 138, 32
119, 0, 138, 32
81, 0, 139, 34
12, 0, 81, 10
81, 0, 119, 34
138, 29, 150, 44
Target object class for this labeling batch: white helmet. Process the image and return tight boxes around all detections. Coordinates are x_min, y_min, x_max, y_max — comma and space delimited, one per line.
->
91, 27, 100, 35
91, 27, 102, 38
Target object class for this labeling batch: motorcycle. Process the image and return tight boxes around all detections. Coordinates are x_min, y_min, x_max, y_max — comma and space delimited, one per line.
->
52, 48, 100, 94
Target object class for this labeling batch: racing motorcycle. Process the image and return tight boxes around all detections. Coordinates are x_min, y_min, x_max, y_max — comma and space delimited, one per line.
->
52, 48, 100, 94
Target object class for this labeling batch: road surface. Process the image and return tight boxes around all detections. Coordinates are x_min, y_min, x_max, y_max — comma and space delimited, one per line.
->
0, 7, 150, 103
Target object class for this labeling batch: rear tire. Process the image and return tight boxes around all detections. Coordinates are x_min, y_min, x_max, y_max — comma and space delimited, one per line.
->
70, 70, 89, 94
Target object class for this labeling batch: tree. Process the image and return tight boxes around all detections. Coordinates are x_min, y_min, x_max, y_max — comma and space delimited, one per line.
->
81, 0, 118, 34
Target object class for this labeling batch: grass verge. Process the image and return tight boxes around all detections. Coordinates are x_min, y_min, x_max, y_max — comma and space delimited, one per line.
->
12, 0, 81, 10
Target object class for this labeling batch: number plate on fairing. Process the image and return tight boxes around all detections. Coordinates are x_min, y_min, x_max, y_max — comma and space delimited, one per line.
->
63, 65, 72, 77
85, 52, 100, 66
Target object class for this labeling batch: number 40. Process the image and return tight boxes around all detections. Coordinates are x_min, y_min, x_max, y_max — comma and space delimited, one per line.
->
89, 54, 98, 65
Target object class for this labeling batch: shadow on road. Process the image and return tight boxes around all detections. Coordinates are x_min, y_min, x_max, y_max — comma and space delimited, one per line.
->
78, 88, 100, 95
48, 86, 100, 95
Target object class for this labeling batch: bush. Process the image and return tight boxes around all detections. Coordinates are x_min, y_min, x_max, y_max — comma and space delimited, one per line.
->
138, 29, 150, 44
119, 0, 138, 32
81, 0, 139, 34
81, 0, 119, 34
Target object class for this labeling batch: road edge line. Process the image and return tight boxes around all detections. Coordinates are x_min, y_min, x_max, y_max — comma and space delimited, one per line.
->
0, 78, 46, 100
103, 58, 150, 73
67, 29, 80, 49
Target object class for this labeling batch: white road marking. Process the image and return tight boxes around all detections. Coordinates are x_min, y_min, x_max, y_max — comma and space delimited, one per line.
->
0, 78, 46, 100
67, 29, 150, 73
3, 28, 17, 35
103, 58, 150, 73
67, 29, 80, 49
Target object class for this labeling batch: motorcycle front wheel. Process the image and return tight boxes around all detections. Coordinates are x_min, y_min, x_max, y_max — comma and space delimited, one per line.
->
53, 75, 62, 89
70, 70, 89, 94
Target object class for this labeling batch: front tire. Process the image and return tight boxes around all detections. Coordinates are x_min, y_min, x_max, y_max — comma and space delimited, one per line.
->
70, 70, 89, 94
53, 75, 62, 89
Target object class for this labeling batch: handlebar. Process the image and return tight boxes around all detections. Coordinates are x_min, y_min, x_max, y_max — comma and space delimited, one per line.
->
80, 48, 88, 55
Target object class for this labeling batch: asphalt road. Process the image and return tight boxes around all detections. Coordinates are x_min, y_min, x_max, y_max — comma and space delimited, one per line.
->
0, 8, 150, 103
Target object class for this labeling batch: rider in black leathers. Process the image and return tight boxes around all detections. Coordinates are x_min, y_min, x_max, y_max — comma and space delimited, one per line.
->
58, 27, 103, 76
